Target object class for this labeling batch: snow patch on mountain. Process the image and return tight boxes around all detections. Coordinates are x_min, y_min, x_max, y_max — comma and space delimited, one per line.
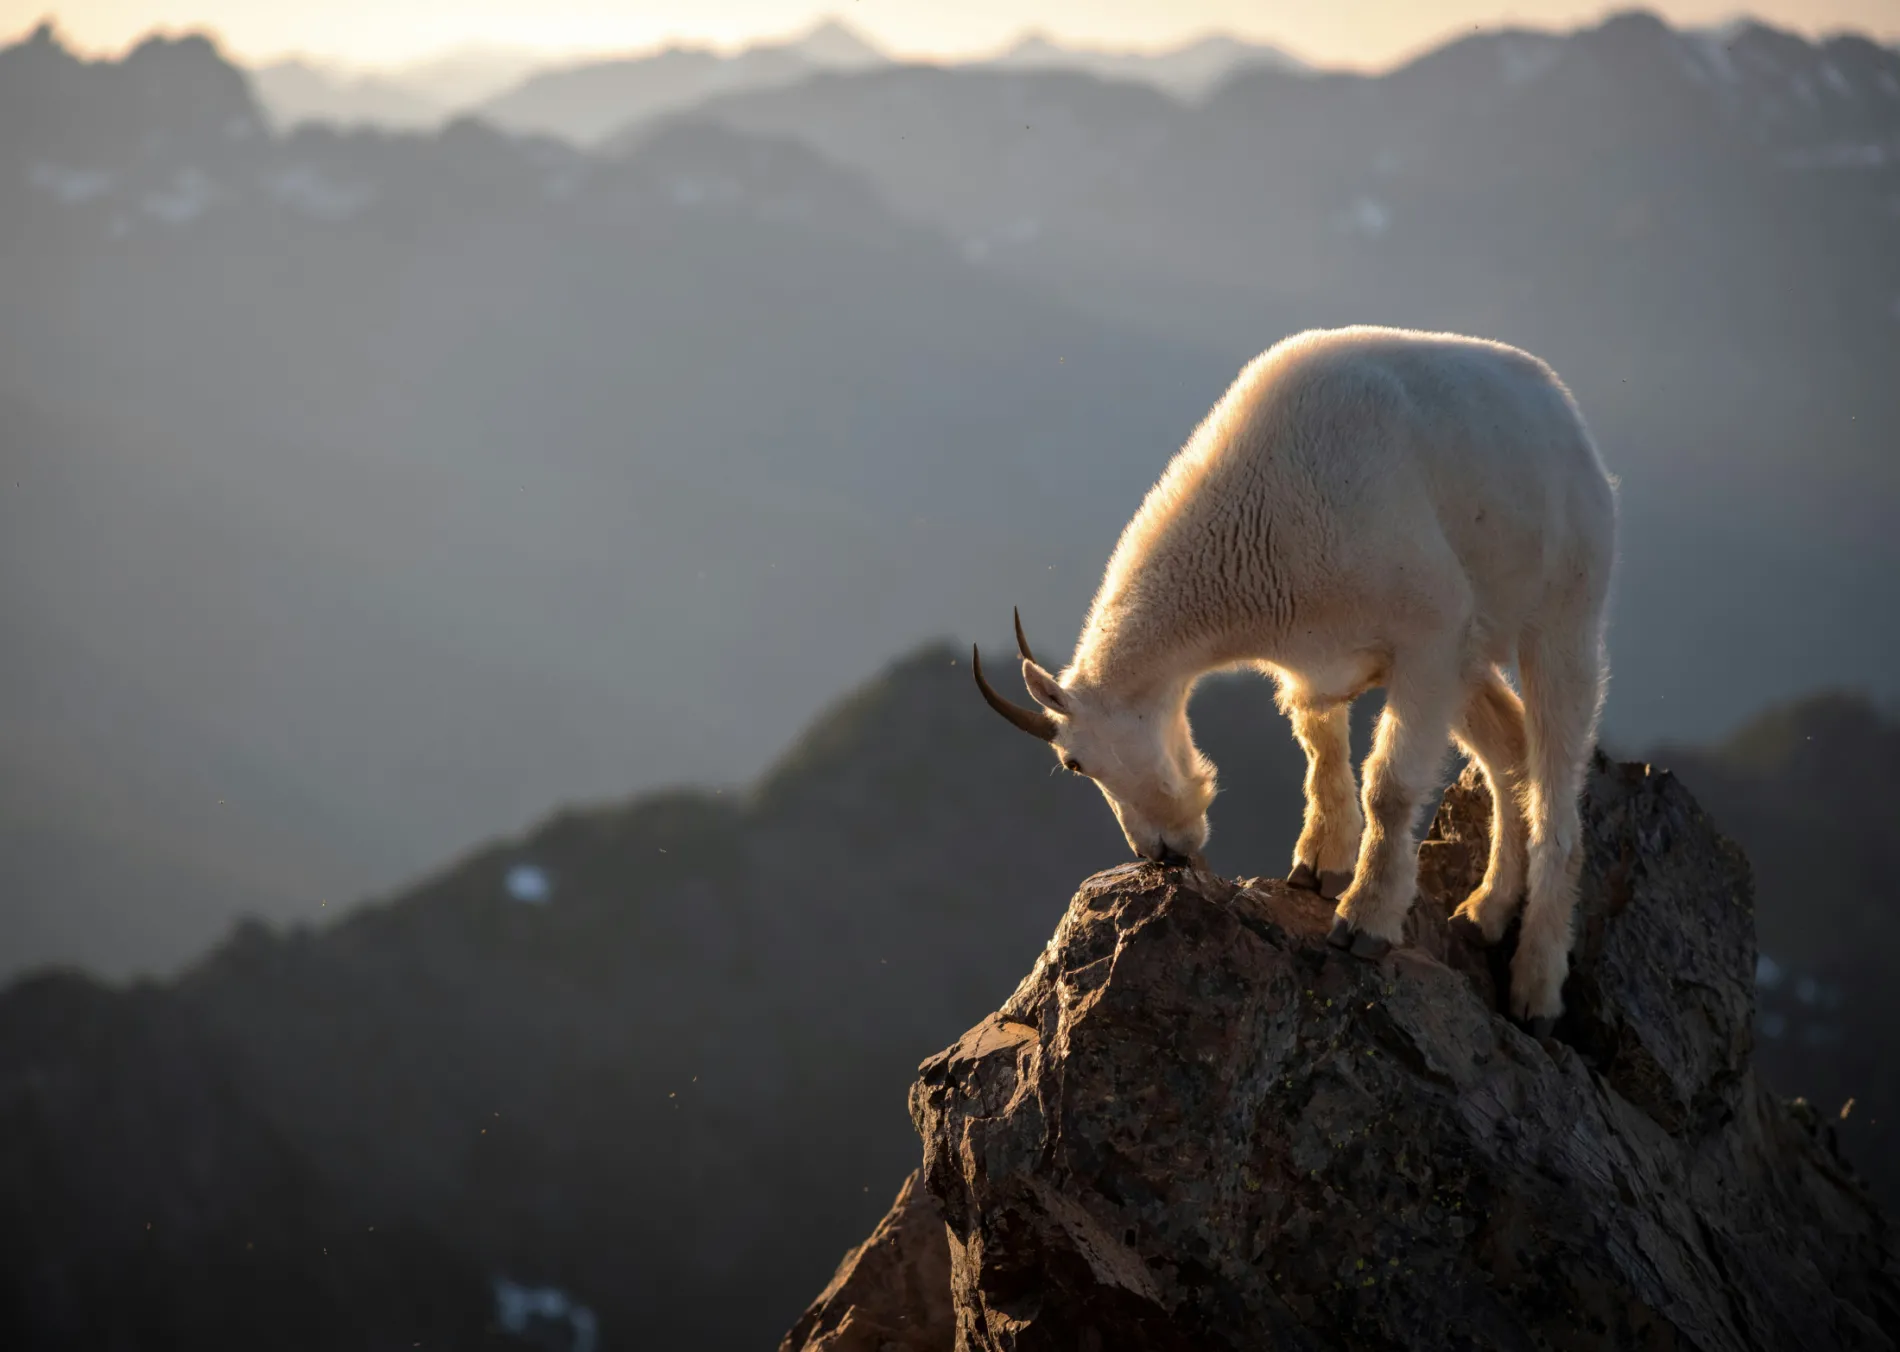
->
29, 163, 113, 205
140, 167, 216, 224
1340, 195, 1392, 238
263, 165, 376, 220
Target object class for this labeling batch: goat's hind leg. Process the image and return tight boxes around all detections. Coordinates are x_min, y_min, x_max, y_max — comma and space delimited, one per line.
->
1329, 651, 1461, 960
1510, 620, 1607, 1032
1284, 699, 1362, 899
1449, 667, 1530, 945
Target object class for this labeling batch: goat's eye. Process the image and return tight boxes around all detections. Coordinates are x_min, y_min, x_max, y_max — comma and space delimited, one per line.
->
1063, 757, 1084, 775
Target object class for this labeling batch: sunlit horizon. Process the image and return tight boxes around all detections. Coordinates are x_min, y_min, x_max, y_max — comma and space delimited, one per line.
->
5, 1, 1897, 75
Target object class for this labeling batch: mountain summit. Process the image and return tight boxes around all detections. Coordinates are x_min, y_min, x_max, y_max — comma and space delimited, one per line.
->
470, 17, 888, 143
981, 30, 1306, 98
786, 759, 1900, 1349
0, 24, 264, 167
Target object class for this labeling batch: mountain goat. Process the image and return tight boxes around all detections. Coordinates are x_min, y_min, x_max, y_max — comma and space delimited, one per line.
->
974, 326, 1615, 1032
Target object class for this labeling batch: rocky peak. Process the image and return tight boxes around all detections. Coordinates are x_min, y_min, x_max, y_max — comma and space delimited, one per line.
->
788, 19, 888, 71
785, 756, 1899, 1349
0, 23, 263, 166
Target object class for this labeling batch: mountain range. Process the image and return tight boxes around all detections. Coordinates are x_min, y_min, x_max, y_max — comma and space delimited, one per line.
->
978, 31, 1305, 96
690, 11, 1900, 729
245, 18, 1305, 143
4, 642, 1893, 1348
250, 44, 550, 132
250, 58, 448, 131
468, 19, 888, 145
2, 12, 1896, 988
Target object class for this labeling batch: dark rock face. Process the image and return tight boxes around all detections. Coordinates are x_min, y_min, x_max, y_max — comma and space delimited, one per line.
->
1649, 692, 1900, 1198
0, 973, 518, 1350
1424, 756, 1759, 1137
778, 1170, 952, 1352
789, 757, 1900, 1350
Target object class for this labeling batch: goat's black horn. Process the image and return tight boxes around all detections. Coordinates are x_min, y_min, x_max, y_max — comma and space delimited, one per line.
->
1013, 607, 1038, 666
973, 643, 1058, 742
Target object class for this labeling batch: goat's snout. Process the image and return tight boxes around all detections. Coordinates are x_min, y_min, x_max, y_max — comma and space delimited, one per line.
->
1153, 841, 1205, 871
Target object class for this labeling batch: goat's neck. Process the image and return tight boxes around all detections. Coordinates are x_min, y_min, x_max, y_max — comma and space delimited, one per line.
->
1068, 604, 1206, 717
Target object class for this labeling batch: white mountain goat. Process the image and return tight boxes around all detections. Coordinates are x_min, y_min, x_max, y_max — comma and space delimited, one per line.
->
973, 326, 1616, 1032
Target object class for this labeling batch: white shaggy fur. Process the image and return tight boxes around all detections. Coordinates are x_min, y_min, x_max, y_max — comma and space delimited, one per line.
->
1003, 326, 1616, 1024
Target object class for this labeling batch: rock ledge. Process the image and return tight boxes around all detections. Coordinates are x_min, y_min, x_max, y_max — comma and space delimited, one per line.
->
786, 758, 1899, 1351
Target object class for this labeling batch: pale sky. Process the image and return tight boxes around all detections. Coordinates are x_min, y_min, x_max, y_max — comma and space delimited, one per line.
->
5, 0, 1897, 71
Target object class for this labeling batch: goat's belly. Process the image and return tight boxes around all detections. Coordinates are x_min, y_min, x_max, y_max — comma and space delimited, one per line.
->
1261, 649, 1389, 704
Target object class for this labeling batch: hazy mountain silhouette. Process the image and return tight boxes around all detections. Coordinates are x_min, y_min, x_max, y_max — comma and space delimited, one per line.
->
0, 27, 1215, 977
249, 46, 550, 132
0, 643, 1303, 1348
247, 22, 1302, 143
0, 383, 419, 977
1, 13, 1896, 984
979, 31, 1306, 97
251, 58, 449, 131
0, 972, 531, 1349
367, 46, 554, 110
3, 643, 1892, 1349
472, 19, 888, 145
689, 9, 1900, 748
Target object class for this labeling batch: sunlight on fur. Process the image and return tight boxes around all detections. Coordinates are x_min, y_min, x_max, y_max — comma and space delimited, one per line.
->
976, 325, 1616, 1027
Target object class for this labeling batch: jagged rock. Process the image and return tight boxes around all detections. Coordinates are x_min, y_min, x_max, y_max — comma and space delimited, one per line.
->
787, 756, 1900, 1350
778, 1170, 953, 1352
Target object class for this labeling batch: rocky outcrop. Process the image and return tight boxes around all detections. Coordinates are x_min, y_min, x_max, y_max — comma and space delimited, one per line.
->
778, 1170, 953, 1352
786, 756, 1900, 1350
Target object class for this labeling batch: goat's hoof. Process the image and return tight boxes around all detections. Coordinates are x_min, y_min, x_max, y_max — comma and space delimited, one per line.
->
1352, 931, 1393, 961
1327, 917, 1392, 961
1288, 862, 1320, 891
1522, 1015, 1558, 1041
1319, 869, 1353, 900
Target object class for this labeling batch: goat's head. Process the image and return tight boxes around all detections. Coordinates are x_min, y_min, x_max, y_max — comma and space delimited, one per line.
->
973, 610, 1215, 867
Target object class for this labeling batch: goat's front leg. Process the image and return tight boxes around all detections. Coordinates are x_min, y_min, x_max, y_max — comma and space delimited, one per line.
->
1285, 701, 1362, 899
1329, 659, 1459, 959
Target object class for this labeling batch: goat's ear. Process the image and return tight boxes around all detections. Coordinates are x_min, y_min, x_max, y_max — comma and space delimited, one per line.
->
1022, 661, 1069, 714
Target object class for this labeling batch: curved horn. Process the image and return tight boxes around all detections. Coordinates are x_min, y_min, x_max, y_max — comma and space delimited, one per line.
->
1013, 607, 1038, 666
972, 644, 1058, 742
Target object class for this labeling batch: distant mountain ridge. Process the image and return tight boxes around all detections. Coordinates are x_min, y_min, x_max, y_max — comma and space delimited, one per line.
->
249, 44, 548, 132
0, 25, 1219, 979
978, 30, 1306, 97
690, 12, 1900, 306
3, 640, 1894, 1348
240, 18, 1308, 140
0, 22, 265, 162
250, 58, 448, 131
240, 11, 1900, 145
688, 7, 1900, 735
468, 19, 889, 145
1, 11, 1895, 988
